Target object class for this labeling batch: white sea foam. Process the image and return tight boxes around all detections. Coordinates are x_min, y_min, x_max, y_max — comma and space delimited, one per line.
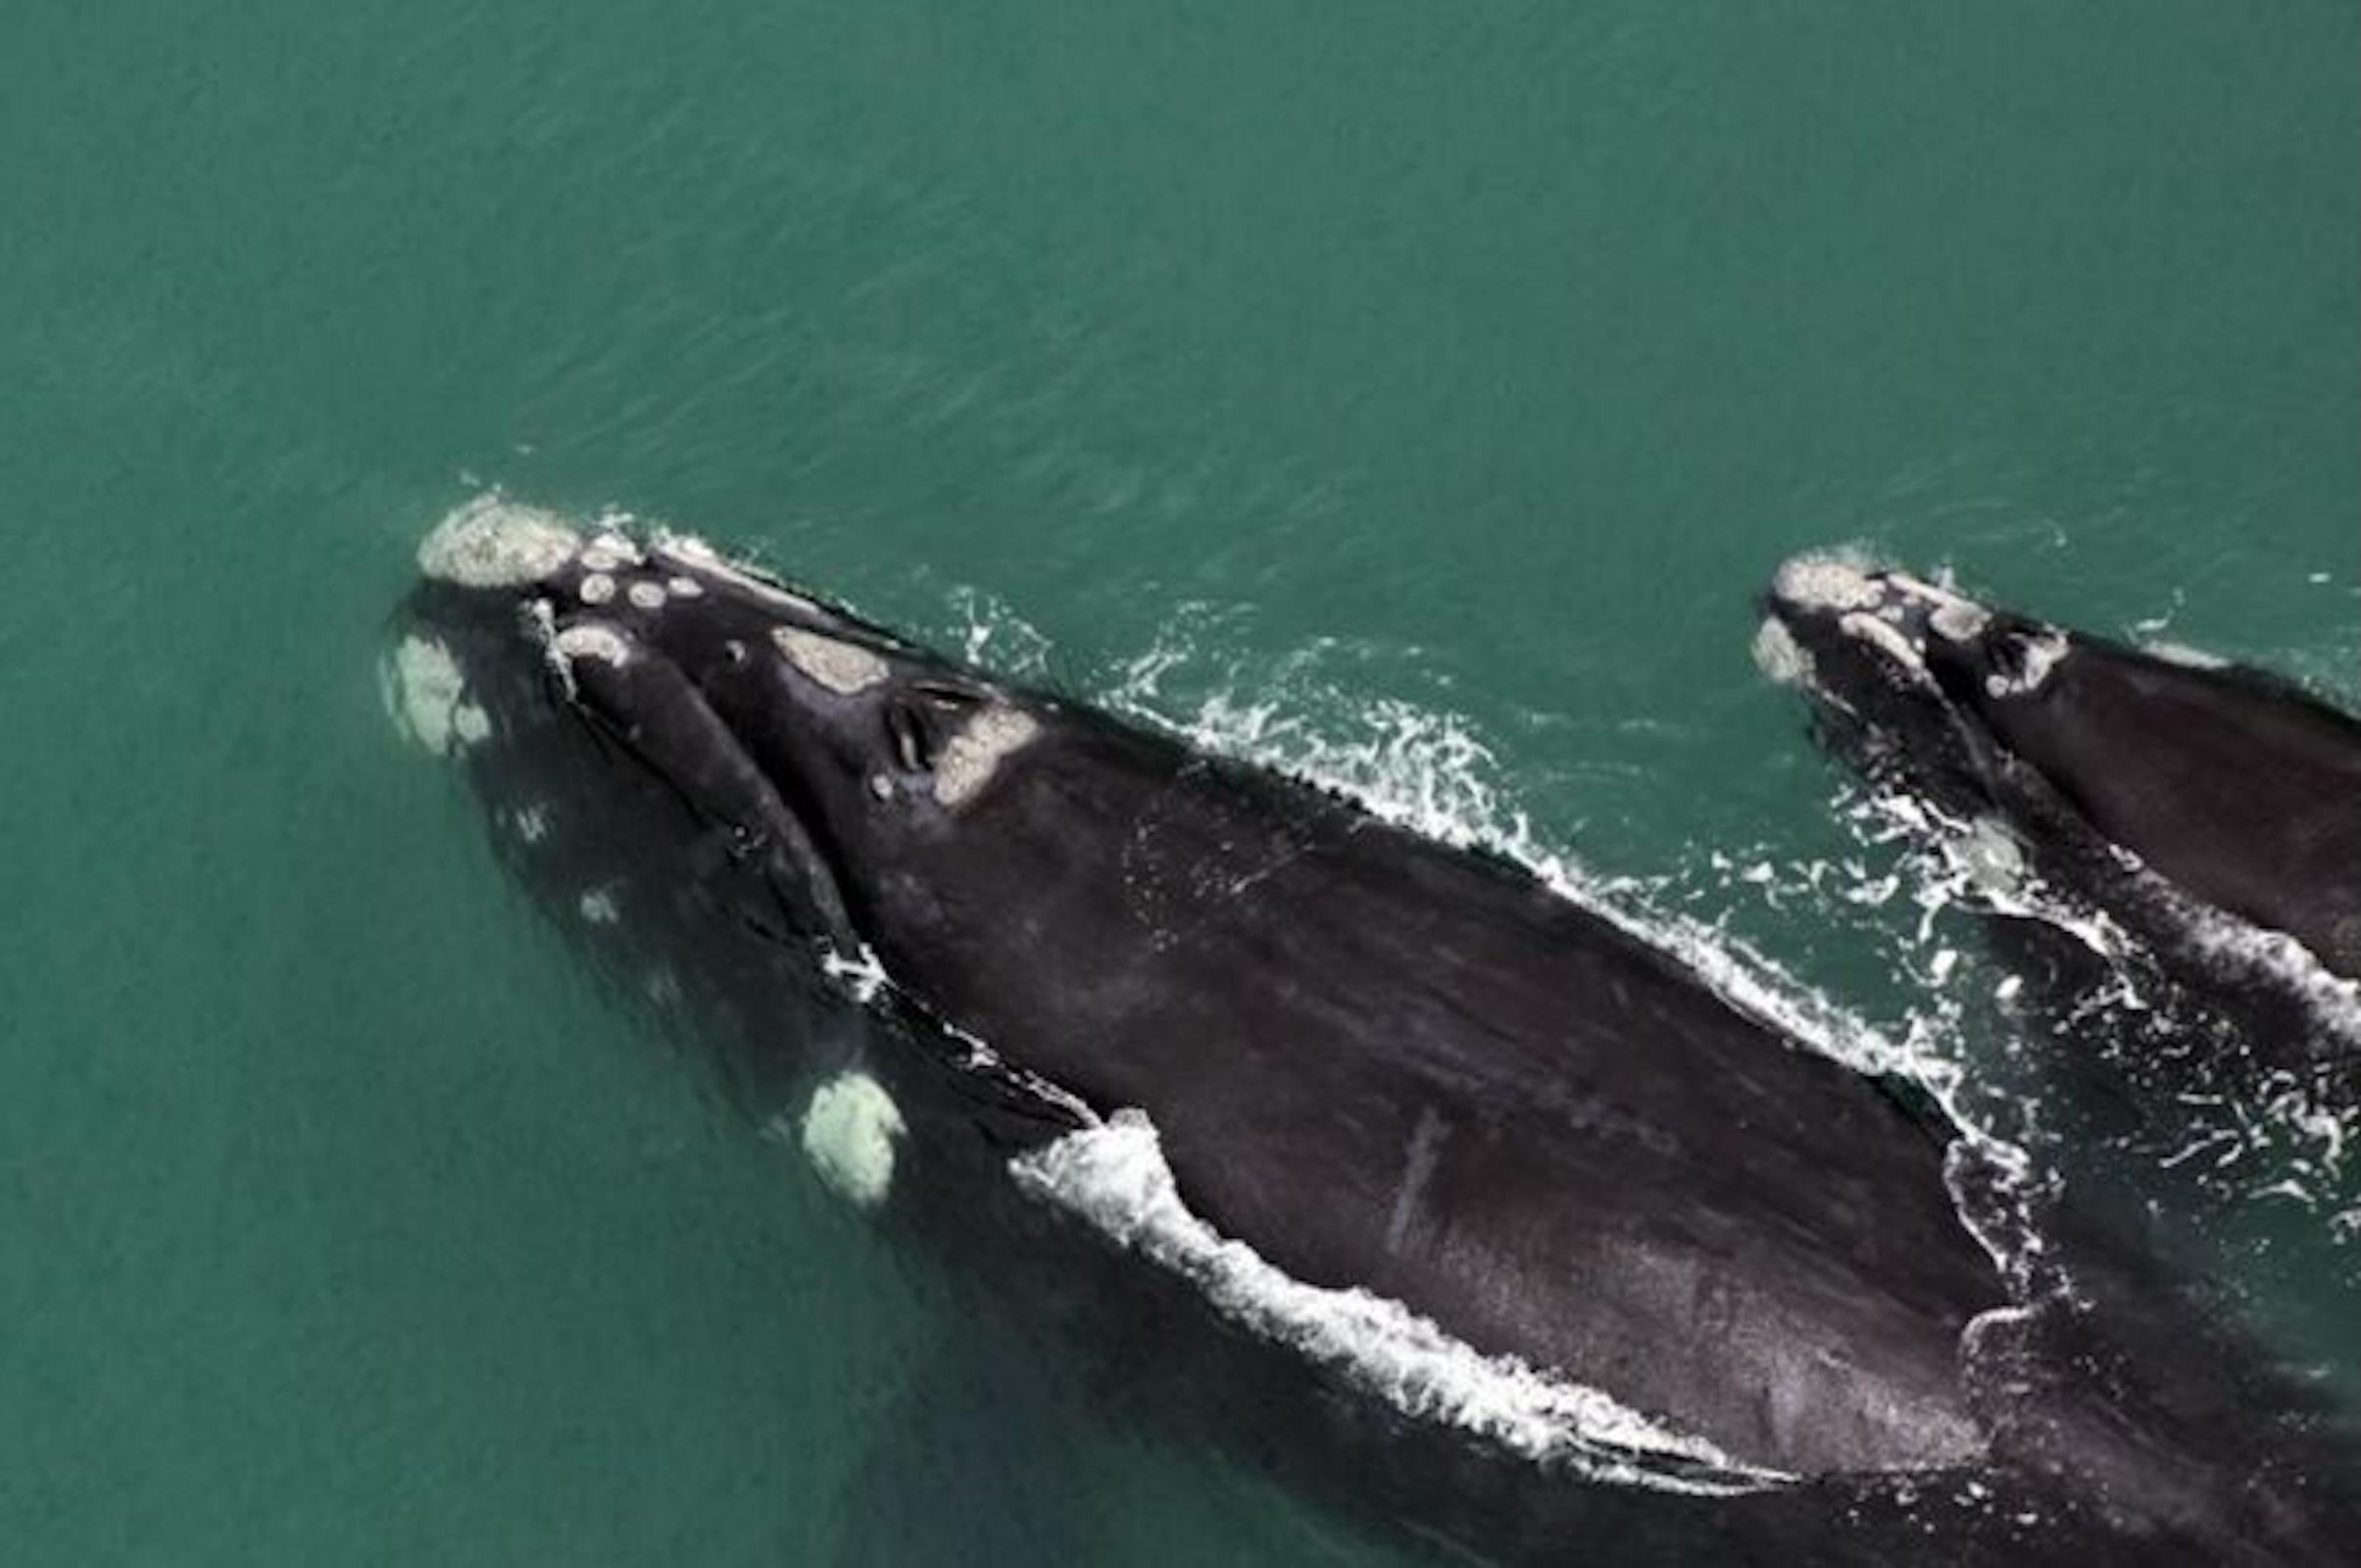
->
1103, 648, 1949, 1096
2140, 640, 2230, 671
2136, 867, 2361, 1051
1010, 1109, 1783, 1493
1841, 777, 2360, 1219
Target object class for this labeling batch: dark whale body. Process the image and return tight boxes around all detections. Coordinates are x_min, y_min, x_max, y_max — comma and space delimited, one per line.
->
1757, 558, 2361, 1098
389, 501, 2354, 1564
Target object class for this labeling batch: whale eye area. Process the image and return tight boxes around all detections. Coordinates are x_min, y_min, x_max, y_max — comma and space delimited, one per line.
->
883, 683, 989, 775
885, 701, 939, 773
910, 678, 985, 710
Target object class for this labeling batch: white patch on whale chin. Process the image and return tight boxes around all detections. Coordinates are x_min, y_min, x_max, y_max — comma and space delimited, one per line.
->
800, 1071, 907, 1207
418, 495, 581, 587
1009, 1109, 1783, 1494
578, 572, 616, 606
383, 634, 490, 756
933, 708, 1041, 807
1750, 617, 1813, 688
772, 626, 888, 695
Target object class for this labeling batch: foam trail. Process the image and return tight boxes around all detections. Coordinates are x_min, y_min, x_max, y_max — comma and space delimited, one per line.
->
1010, 1109, 1785, 1494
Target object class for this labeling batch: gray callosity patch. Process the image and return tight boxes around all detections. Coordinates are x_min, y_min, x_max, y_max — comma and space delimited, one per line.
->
772, 626, 888, 695
552, 624, 631, 668
418, 496, 581, 588
1772, 557, 1885, 614
934, 708, 1041, 807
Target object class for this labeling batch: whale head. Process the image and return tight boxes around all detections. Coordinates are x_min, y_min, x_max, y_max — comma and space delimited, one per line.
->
1753, 556, 2092, 828
384, 497, 1109, 1131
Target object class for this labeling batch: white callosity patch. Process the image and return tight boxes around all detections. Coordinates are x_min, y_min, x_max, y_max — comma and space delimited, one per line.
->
658, 528, 828, 615
1771, 557, 1885, 614
1838, 612, 1936, 687
1884, 570, 1992, 646
1750, 617, 1812, 687
666, 575, 705, 599
626, 580, 666, 612
590, 529, 641, 558
579, 573, 616, 606
1010, 1110, 1782, 1494
772, 625, 888, 695
418, 495, 581, 588
383, 635, 490, 756
1929, 600, 1992, 644
577, 887, 619, 924
1100, 627, 1971, 1092
800, 1071, 908, 1207
1984, 629, 2070, 699
551, 624, 631, 669
933, 707, 1042, 808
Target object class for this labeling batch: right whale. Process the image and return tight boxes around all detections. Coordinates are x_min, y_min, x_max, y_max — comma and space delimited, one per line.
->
386, 502, 2357, 1563
1756, 556, 2361, 1090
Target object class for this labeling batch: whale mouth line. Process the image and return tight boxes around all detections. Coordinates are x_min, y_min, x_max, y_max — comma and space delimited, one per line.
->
537, 610, 868, 958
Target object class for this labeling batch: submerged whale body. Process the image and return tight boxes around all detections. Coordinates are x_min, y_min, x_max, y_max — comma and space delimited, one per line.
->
389, 500, 2352, 1563
1757, 557, 2361, 1093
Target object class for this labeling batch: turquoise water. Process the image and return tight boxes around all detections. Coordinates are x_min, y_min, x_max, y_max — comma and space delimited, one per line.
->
4, 3, 2355, 1562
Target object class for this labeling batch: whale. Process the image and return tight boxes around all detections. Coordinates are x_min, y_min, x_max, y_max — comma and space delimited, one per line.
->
1755, 557, 2361, 1095
386, 499, 2354, 1564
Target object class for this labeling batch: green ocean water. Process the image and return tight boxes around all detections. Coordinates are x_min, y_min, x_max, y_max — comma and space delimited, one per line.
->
3, 2, 2355, 1562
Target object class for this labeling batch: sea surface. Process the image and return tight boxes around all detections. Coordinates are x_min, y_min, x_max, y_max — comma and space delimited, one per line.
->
3, 3, 2355, 1563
